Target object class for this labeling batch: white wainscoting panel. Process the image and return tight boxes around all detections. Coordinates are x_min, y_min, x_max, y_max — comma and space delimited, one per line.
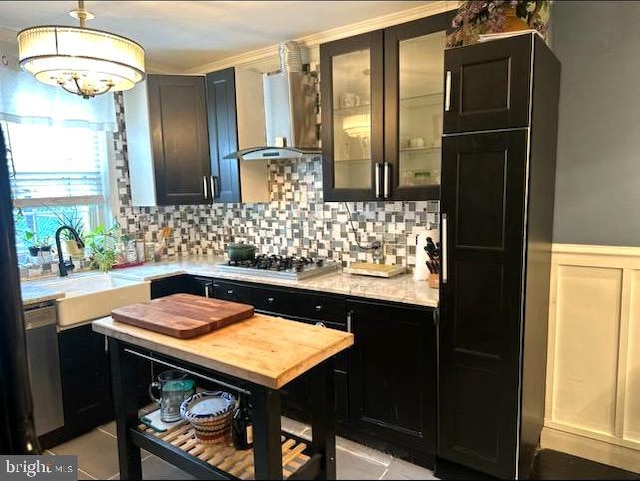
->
542, 244, 640, 473
624, 269, 640, 443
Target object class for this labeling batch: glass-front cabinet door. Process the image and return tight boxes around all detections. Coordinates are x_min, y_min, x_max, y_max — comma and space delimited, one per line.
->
384, 12, 452, 200
321, 31, 384, 202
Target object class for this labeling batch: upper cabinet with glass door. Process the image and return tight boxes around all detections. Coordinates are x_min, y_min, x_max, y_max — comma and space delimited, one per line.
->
321, 11, 454, 202
321, 31, 384, 202
385, 13, 452, 200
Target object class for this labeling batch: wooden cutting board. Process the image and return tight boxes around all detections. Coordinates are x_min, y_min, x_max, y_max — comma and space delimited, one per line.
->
111, 293, 254, 339
343, 262, 407, 278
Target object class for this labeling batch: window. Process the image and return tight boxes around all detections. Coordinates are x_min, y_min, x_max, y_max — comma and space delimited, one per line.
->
3, 119, 111, 258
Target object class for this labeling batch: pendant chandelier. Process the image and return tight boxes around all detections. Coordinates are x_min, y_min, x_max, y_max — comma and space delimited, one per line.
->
17, 0, 145, 99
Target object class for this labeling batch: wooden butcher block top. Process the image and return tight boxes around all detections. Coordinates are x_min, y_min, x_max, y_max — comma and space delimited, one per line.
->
111, 293, 254, 339
93, 314, 354, 389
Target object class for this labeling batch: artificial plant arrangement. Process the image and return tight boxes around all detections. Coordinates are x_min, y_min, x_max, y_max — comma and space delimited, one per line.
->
447, 1, 552, 48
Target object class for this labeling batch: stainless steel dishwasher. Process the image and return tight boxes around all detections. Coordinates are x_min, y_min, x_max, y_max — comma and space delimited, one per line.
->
24, 302, 64, 436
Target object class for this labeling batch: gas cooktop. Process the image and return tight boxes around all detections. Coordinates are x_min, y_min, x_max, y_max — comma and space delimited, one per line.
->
217, 255, 339, 280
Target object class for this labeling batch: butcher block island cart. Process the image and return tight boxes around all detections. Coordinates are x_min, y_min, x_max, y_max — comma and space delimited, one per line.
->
92, 312, 354, 480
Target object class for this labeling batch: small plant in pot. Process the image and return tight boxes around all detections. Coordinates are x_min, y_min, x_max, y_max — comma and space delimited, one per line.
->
46, 205, 86, 257
83, 223, 119, 272
24, 231, 52, 257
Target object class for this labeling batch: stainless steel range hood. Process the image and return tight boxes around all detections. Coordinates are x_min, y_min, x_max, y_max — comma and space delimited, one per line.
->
225, 70, 320, 160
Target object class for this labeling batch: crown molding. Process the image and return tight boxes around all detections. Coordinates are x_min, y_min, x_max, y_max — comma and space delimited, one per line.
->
184, 1, 458, 74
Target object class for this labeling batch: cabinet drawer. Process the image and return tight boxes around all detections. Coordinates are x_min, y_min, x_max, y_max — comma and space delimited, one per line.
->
253, 287, 346, 324
302, 295, 346, 325
211, 280, 252, 304
251, 287, 297, 315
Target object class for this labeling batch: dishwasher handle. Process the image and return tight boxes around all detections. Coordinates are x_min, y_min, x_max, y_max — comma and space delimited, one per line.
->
24, 305, 57, 330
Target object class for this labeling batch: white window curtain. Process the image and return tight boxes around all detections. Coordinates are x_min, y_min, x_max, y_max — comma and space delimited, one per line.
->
0, 41, 116, 131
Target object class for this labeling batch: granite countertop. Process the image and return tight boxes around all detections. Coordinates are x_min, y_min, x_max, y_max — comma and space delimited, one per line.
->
21, 283, 65, 307
111, 256, 440, 308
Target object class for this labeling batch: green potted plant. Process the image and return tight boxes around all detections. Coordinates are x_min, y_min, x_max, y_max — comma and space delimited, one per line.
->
46, 205, 86, 257
24, 230, 52, 257
83, 223, 119, 272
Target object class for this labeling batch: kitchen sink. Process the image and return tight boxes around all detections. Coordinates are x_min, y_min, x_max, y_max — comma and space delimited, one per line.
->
39, 273, 150, 328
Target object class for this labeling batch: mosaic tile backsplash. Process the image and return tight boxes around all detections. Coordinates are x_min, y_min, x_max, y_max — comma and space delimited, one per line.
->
113, 95, 439, 268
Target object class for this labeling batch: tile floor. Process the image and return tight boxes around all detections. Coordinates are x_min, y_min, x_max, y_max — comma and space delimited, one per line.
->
47, 416, 438, 480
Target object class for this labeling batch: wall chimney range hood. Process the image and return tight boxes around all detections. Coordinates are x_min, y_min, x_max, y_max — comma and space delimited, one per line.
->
225, 62, 320, 160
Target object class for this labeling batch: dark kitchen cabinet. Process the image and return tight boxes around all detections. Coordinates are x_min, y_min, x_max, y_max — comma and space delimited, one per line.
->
206, 68, 241, 203
58, 324, 114, 437
321, 30, 384, 202
443, 33, 532, 134
151, 274, 197, 299
40, 324, 151, 449
205, 67, 269, 203
438, 33, 560, 479
124, 75, 211, 206
211, 279, 253, 304
384, 13, 452, 201
347, 300, 436, 463
321, 11, 454, 202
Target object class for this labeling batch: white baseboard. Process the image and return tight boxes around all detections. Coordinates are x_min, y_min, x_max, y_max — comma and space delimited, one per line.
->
542, 425, 640, 473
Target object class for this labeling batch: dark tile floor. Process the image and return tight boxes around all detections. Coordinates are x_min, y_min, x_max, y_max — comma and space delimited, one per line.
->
47, 415, 635, 480
531, 449, 640, 480
47, 416, 437, 480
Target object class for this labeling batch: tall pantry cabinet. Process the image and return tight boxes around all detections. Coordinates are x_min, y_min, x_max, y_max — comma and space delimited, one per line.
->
438, 33, 561, 479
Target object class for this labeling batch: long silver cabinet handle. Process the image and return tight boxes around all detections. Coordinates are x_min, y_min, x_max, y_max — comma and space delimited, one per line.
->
203, 176, 208, 200
445, 71, 452, 112
442, 213, 448, 284
204, 283, 211, 298
210, 176, 217, 198
347, 311, 353, 333
375, 163, 381, 199
383, 162, 390, 199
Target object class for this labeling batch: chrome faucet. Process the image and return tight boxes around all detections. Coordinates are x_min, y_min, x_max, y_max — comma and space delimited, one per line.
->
55, 225, 84, 277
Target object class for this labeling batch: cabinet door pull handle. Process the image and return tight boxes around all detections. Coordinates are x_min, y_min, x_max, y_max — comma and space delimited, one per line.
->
375, 163, 381, 199
315, 305, 323, 311
442, 213, 448, 284
383, 162, 390, 199
227, 289, 234, 295
445, 71, 452, 112
205, 284, 211, 298
203, 176, 208, 200
267, 297, 275, 303
347, 311, 353, 333
210, 176, 217, 198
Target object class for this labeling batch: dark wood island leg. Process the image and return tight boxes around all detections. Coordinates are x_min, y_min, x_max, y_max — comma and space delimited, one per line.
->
109, 338, 143, 480
311, 358, 337, 480
252, 386, 283, 480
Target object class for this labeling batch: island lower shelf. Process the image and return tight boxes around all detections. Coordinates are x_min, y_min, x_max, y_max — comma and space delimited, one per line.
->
133, 420, 321, 480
